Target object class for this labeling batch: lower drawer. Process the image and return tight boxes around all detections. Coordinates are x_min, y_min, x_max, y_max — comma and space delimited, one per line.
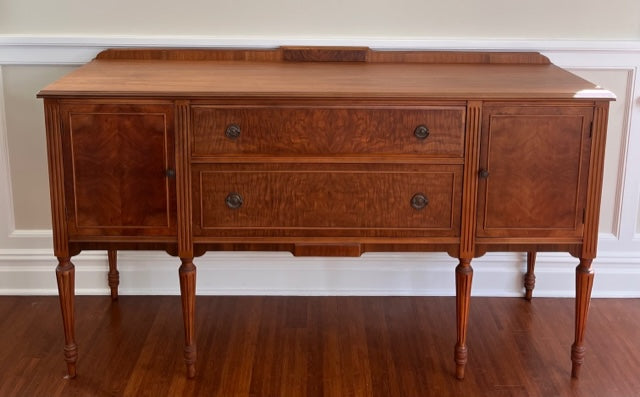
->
192, 164, 462, 239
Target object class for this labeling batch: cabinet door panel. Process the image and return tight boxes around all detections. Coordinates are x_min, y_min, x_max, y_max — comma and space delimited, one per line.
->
61, 103, 176, 238
477, 105, 593, 238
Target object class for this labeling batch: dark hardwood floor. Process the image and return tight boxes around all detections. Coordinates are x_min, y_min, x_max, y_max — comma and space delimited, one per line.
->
0, 295, 638, 397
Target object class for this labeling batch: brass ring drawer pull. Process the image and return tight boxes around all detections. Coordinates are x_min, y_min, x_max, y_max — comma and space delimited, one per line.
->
414, 125, 430, 140
411, 193, 429, 210
225, 193, 243, 209
225, 124, 241, 139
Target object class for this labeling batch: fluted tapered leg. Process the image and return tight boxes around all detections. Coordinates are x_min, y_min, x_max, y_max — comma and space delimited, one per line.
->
56, 257, 77, 378
455, 258, 473, 380
179, 257, 197, 378
107, 249, 119, 301
524, 251, 537, 301
571, 258, 594, 378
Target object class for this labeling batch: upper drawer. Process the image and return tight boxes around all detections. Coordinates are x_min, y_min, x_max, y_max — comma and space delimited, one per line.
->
191, 106, 466, 157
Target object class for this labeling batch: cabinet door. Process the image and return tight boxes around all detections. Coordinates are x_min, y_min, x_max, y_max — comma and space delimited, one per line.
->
60, 103, 176, 238
476, 104, 593, 239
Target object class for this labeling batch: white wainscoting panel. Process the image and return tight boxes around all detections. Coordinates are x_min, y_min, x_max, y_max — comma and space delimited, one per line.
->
0, 36, 639, 297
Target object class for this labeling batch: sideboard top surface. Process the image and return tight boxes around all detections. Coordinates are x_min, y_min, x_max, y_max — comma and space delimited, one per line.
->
38, 48, 615, 101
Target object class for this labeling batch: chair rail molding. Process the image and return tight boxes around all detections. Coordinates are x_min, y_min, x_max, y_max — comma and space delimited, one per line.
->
1, 35, 639, 297
1, 35, 639, 64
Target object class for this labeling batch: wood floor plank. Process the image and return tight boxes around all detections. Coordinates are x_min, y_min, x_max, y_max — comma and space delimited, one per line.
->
362, 297, 402, 397
1, 296, 639, 397
216, 297, 262, 396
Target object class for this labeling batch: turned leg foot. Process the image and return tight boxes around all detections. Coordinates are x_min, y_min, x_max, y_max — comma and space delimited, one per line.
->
571, 258, 594, 378
56, 257, 77, 378
179, 257, 197, 378
454, 344, 468, 380
524, 251, 537, 301
107, 249, 119, 301
455, 258, 473, 380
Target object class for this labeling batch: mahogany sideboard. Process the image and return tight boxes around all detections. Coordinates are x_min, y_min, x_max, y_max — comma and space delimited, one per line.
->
38, 47, 614, 380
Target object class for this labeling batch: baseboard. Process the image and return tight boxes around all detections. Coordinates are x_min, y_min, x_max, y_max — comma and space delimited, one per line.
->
1, 249, 639, 297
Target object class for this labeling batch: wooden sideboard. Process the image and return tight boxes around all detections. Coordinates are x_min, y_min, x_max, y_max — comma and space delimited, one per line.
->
38, 47, 614, 380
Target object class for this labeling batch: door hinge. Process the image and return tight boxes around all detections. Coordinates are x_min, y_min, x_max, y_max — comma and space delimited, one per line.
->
582, 208, 586, 223
589, 121, 593, 138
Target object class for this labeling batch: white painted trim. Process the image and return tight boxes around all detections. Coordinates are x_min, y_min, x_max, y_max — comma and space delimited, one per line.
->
598, 233, 618, 242
630, 66, 640, 238
0, 66, 16, 243
568, 67, 637, 240
8, 229, 52, 239
0, 67, 56, 250
1, 35, 640, 64
1, 250, 639, 297
608, 68, 636, 240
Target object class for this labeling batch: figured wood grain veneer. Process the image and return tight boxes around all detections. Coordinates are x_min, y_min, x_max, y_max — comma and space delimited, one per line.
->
38, 46, 614, 382
477, 105, 593, 238
191, 105, 465, 157
60, 103, 176, 237
195, 166, 461, 235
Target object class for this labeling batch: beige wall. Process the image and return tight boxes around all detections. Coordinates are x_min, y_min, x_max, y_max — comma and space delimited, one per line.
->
569, 68, 632, 236
1, 0, 639, 39
1, 1, 640, 296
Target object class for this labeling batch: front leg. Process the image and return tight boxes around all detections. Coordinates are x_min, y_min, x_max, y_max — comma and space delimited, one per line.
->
571, 258, 594, 378
455, 258, 473, 379
56, 257, 77, 378
179, 257, 197, 378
